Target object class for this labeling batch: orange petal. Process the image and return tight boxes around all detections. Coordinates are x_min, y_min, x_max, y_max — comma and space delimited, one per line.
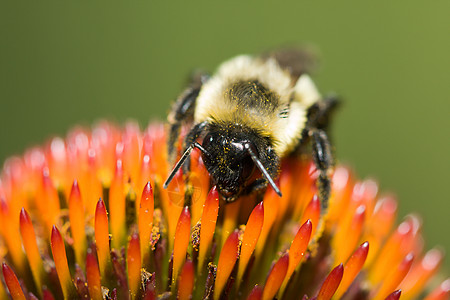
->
424, 279, 450, 300
350, 179, 378, 217
317, 263, 344, 300
51, 226, 77, 299
401, 248, 443, 299
189, 149, 211, 226
373, 253, 414, 300
47, 137, 70, 194
19, 208, 44, 293
2, 263, 26, 300
80, 149, 103, 221
94, 198, 110, 277
127, 232, 141, 299
369, 217, 417, 284
385, 290, 402, 300
172, 206, 191, 287
262, 253, 289, 300
166, 169, 185, 252
39, 170, 61, 236
86, 249, 102, 300
292, 160, 317, 220
221, 198, 241, 249
326, 166, 352, 226
122, 122, 142, 186
333, 204, 366, 264
256, 188, 279, 256
237, 201, 264, 285
272, 163, 293, 231
109, 160, 126, 249
300, 195, 320, 239
198, 186, 219, 272
247, 285, 263, 300
0, 200, 25, 274
42, 288, 56, 300
91, 121, 119, 185
363, 195, 397, 266
137, 154, 153, 212
68, 180, 86, 269
281, 219, 312, 294
138, 182, 154, 264
335, 241, 369, 298
178, 259, 194, 300
214, 230, 240, 300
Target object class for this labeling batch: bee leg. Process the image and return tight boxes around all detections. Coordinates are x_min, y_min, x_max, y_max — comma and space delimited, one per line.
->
244, 152, 280, 196
167, 72, 209, 163
176, 121, 208, 206
306, 94, 340, 131
244, 178, 268, 195
168, 88, 201, 162
181, 121, 208, 175
309, 128, 333, 213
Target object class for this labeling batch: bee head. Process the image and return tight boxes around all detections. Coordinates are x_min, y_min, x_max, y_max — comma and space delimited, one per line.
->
163, 123, 282, 202
197, 123, 282, 202
201, 131, 257, 201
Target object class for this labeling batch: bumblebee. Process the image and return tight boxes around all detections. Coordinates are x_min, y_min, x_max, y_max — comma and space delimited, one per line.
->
164, 49, 338, 209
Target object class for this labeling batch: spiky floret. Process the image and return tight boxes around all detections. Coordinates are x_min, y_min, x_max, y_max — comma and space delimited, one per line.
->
0, 122, 447, 299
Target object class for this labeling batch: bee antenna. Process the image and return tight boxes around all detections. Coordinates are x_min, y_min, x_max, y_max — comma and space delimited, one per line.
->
163, 142, 209, 189
192, 142, 212, 159
245, 144, 282, 197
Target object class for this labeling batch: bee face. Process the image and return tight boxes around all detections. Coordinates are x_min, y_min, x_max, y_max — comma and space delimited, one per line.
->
201, 130, 256, 201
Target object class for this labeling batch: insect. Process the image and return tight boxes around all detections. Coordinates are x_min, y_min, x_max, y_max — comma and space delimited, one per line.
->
163, 49, 338, 210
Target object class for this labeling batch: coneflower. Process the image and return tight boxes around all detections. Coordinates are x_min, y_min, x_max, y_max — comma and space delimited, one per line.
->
0, 121, 448, 299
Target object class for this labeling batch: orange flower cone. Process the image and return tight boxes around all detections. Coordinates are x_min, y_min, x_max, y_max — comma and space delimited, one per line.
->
0, 121, 447, 299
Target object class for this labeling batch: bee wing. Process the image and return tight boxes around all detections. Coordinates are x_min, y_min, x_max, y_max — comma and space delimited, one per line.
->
264, 48, 322, 107
261, 46, 320, 81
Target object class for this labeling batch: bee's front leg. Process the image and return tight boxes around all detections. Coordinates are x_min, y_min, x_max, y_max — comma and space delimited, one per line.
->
306, 94, 340, 132
167, 72, 209, 163
309, 128, 333, 214
244, 178, 268, 195
182, 121, 208, 175
303, 94, 339, 214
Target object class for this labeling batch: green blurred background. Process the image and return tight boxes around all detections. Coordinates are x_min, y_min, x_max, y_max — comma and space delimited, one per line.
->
1, 2, 449, 271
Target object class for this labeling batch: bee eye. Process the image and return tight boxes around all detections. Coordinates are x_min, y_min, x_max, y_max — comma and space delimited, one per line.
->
202, 133, 214, 149
241, 155, 255, 180
241, 143, 258, 180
